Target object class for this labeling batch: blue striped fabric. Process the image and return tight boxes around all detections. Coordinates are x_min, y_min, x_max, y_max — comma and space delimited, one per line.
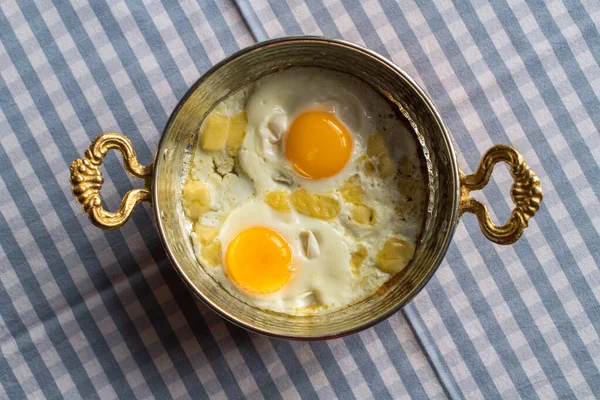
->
0, 0, 598, 398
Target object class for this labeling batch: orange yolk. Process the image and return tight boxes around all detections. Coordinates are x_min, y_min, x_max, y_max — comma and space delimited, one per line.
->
285, 111, 352, 179
225, 227, 293, 294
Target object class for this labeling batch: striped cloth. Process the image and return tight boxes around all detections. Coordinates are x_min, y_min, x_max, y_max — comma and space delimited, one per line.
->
0, 0, 598, 398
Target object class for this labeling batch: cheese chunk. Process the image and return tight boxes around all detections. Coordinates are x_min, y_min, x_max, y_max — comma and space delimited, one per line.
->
202, 241, 222, 267
366, 133, 397, 181
193, 224, 219, 246
351, 204, 376, 226
227, 111, 248, 155
290, 189, 341, 220
375, 237, 415, 274
340, 175, 364, 204
182, 180, 211, 220
201, 113, 229, 151
265, 190, 291, 212
351, 244, 368, 275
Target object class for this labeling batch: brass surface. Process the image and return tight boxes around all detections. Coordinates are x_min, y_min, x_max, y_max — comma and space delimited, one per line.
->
70, 132, 153, 229
459, 144, 542, 244
152, 37, 460, 339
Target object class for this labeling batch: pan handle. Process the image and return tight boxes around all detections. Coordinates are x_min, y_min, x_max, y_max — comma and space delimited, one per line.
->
459, 144, 542, 244
70, 133, 153, 229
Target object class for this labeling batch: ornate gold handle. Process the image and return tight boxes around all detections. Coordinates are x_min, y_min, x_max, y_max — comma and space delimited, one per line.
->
459, 144, 542, 244
70, 133, 153, 229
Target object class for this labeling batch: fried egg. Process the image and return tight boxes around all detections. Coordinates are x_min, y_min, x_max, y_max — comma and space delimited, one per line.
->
240, 68, 378, 193
192, 199, 387, 313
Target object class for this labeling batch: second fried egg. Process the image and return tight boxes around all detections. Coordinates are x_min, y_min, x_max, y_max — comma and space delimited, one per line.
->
192, 199, 386, 313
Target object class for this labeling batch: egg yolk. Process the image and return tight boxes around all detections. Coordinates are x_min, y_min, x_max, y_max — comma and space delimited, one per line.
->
225, 227, 293, 294
285, 111, 352, 179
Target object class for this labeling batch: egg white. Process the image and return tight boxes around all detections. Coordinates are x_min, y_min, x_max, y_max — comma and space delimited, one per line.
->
186, 67, 427, 315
